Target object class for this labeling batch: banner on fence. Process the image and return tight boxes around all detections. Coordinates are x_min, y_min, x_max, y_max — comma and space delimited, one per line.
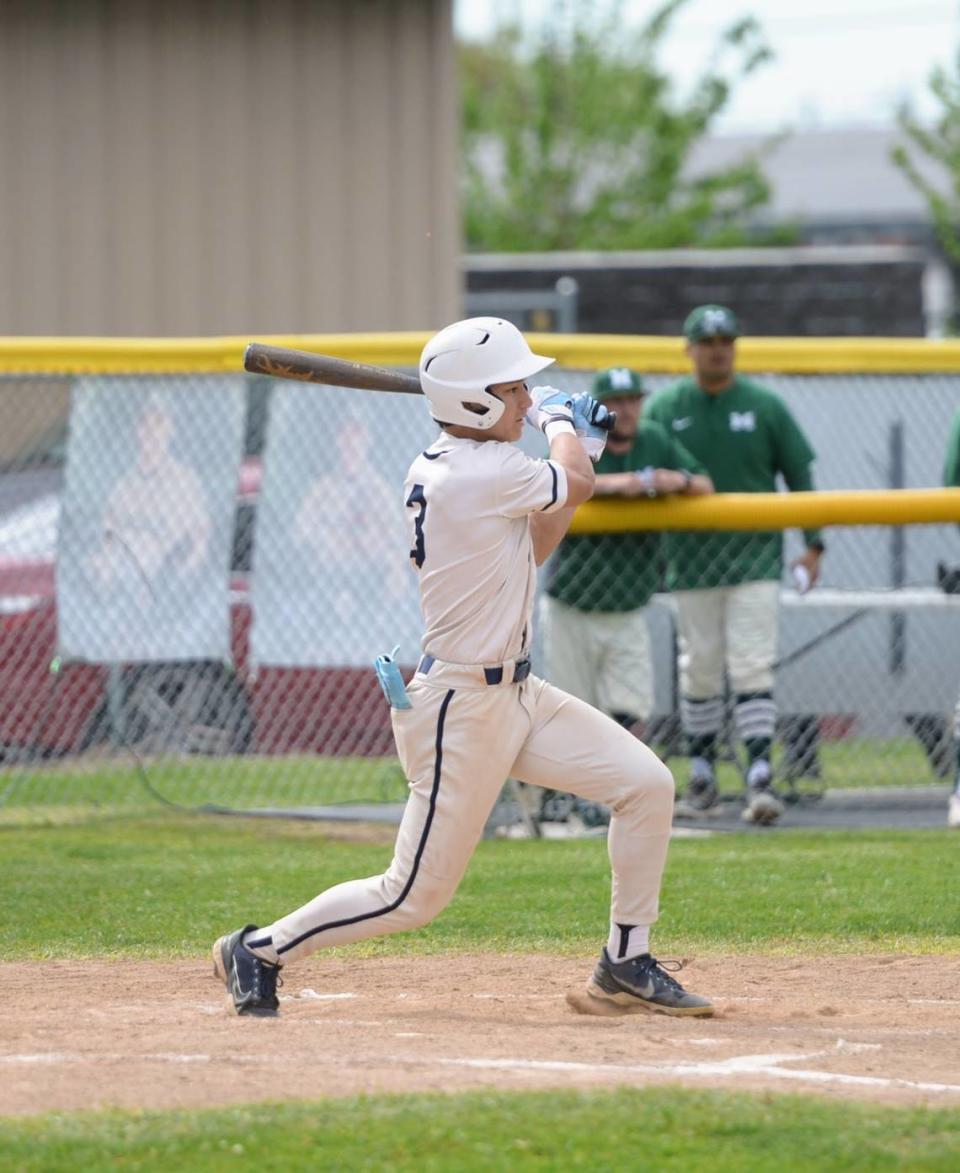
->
251, 384, 426, 668
57, 378, 245, 663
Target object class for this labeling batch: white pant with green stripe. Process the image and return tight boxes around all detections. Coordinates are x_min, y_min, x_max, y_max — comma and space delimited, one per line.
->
258, 666, 675, 965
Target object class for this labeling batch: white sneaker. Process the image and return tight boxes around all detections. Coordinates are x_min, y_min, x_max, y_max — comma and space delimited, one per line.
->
948, 791, 960, 829
742, 759, 783, 826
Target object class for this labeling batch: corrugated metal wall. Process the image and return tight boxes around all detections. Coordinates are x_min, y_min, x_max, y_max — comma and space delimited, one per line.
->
0, 0, 460, 336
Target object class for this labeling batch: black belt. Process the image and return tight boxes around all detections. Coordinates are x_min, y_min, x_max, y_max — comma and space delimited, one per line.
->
418, 655, 531, 685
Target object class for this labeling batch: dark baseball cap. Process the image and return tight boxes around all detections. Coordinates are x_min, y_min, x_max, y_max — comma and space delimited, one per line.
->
592, 366, 647, 400
683, 304, 740, 341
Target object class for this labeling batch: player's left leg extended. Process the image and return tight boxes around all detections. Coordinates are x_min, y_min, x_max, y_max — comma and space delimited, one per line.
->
214, 666, 538, 1015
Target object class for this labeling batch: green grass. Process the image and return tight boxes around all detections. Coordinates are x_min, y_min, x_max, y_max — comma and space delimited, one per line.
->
663, 736, 943, 799
3, 816, 958, 1166
0, 732, 947, 830
0, 754, 409, 824
3, 1088, 960, 1171
1, 815, 957, 958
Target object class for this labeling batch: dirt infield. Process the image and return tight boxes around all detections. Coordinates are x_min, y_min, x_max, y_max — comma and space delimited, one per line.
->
3, 954, 959, 1117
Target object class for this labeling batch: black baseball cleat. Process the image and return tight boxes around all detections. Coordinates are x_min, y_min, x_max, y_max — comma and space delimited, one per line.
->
586, 948, 713, 1017
212, 924, 282, 1017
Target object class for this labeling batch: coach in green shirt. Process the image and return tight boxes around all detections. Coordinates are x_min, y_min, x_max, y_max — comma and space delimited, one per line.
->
645, 305, 824, 825
538, 366, 713, 826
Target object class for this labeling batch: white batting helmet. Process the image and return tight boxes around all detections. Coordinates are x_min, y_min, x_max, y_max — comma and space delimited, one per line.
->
419, 317, 555, 430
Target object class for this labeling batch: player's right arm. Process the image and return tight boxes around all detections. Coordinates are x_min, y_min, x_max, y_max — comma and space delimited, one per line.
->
527, 398, 595, 565
546, 430, 594, 504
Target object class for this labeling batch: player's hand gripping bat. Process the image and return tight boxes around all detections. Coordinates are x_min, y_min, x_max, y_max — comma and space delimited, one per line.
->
243, 342, 616, 430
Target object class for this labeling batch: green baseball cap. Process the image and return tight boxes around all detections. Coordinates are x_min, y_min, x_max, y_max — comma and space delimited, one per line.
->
683, 304, 740, 341
592, 366, 647, 400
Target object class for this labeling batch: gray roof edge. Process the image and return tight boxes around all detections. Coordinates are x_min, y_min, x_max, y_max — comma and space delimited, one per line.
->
464, 244, 931, 271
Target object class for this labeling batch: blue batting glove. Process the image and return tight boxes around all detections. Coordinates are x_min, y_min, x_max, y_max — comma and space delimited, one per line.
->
527, 385, 575, 435
571, 393, 614, 433
571, 393, 615, 462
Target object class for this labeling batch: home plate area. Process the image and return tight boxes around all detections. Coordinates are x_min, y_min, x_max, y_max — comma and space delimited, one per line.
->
2, 953, 959, 1116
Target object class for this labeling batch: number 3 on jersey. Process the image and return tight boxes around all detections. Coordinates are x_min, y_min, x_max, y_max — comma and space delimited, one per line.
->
406, 483, 427, 568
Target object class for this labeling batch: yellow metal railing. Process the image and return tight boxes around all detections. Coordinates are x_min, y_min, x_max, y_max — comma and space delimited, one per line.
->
4, 334, 960, 375
570, 488, 960, 533
3, 334, 959, 534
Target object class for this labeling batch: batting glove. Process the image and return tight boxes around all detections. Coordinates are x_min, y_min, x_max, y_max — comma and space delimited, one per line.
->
571, 392, 615, 462
571, 393, 614, 432
526, 385, 576, 439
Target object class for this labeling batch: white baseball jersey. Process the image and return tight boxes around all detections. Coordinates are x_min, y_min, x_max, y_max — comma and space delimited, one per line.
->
403, 432, 568, 665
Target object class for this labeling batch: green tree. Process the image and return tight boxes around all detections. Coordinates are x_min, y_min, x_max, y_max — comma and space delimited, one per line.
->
461, 0, 779, 252
893, 57, 960, 264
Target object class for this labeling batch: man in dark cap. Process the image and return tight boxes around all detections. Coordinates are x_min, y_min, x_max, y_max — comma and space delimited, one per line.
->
645, 306, 825, 825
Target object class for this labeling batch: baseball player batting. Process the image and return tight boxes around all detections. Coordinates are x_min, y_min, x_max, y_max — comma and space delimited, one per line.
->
212, 317, 712, 1019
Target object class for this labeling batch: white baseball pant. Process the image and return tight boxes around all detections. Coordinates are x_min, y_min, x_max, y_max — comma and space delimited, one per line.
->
673, 580, 780, 697
260, 660, 675, 965
539, 594, 654, 721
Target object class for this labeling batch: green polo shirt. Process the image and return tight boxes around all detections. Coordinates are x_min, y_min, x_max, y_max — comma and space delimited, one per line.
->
645, 375, 822, 589
546, 419, 704, 612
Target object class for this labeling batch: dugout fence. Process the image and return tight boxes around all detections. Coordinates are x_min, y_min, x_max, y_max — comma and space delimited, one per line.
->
1, 334, 959, 826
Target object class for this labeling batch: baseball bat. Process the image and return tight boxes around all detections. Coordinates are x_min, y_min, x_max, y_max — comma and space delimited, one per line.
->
243, 341, 616, 430
243, 343, 422, 395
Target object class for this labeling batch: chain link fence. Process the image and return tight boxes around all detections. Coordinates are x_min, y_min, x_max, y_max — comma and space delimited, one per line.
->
1, 342, 959, 825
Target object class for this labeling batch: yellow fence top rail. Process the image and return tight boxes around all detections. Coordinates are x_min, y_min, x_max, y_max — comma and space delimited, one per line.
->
571, 488, 960, 533
4, 334, 960, 375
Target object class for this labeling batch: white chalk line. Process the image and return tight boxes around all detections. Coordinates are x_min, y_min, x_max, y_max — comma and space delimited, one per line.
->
766, 1023, 956, 1040
287, 990, 357, 1002
413, 1051, 960, 1096
4, 1042, 958, 1095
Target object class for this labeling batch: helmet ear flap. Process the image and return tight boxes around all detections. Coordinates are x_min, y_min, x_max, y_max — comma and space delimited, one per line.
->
419, 318, 554, 429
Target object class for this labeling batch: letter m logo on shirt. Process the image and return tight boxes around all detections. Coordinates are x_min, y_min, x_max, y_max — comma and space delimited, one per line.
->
729, 411, 756, 432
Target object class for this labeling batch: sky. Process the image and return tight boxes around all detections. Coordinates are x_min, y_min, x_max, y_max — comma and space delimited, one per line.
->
454, 0, 960, 135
